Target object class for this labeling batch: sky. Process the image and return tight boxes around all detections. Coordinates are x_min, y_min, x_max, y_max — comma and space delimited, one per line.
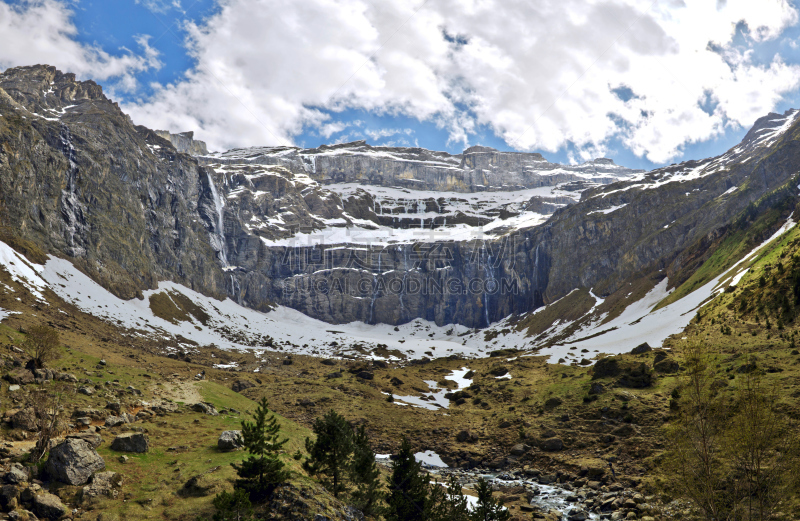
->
2, 1, 800, 170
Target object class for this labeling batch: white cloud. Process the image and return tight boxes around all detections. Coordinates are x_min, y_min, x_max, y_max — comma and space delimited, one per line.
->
365, 128, 413, 140
135, 0, 182, 14
4, 0, 800, 162
0, 0, 161, 91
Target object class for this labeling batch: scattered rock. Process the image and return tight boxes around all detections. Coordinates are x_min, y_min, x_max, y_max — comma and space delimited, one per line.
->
456, 430, 478, 443
45, 439, 106, 486
4, 467, 28, 484
110, 433, 149, 453
11, 408, 38, 432
118, 455, 129, 464
82, 471, 123, 500
191, 403, 219, 416
217, 431, 243, 452
489, 366, 509, 377
544, 397, 563, 409
4, 369, 34, 385
66, 432, 103, 449
3, 467, 30, 485
588, 383, 605, 395
540, 438, 564, 452
0, 484, 19, 510
231, 380, 255, 393
33, 492, 68, 520
592, 357, 620, 379
77, 386, 95, 396
355, 371, 374, 380
510, 443, 530, 456
654, 357, 681, 373
104, 416, 128, 428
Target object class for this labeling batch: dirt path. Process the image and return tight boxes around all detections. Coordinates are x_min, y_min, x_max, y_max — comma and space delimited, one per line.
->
148, 378, 203, 403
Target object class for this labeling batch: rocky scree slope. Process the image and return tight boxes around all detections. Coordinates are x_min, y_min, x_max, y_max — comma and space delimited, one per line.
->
2, 64, 800, 331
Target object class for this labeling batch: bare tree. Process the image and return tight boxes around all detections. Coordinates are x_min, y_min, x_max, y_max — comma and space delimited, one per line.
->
666, 340, 732, 520
29, 382, 70, 462
727, 361, 799, 521
23, 324, 61, 369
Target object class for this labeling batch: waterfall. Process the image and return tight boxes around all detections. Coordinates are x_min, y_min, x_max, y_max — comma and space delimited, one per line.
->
207, 172, 228, 267
368, 247, 384, 324
482, 243, 495, 327
59, 125, 85, 257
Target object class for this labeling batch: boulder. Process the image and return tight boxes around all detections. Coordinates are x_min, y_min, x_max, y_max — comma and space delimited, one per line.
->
4, 467, 28, 484
45, 439, 105, 486
110, 433, 149, 453
4, 369, 34, 385
355, 371, 374, 380
455, 430, 477, 443
592, 357, 621, 379
0, 484, 19, 510
191, 402, 219, 416
510, 443, 530, 456
82, 471, 122, 500
654, 357, 680, 373
540, 438, 564, 452
588, 383, 605, 395
217, 430, 243, 452
104, 416, 128, 428
67, 432, 103, 449
11, 408, 38, 432
105, 402, 121, 414
618, 363, 653, 388
231, 380, 255, 393
33, 492, 68, 520
544, 397, 563, 409
630, 342, 651, 354
77, 386, 94, 396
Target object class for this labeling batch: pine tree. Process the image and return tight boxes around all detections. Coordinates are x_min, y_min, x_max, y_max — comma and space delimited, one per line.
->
426, 475, 470, 521
384, 437, 429, 521
349, 424, 383, 516
232, 397, 289, 502
212, 489, 254, 521
470, 477, 510, 521
303, 410, 354, 498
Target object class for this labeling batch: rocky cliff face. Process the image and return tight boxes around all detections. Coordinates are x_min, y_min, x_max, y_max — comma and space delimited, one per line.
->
199, 140, 642, 192
0, 65, 226, 300
154, 130, 208, 156
1, 64, 799, 330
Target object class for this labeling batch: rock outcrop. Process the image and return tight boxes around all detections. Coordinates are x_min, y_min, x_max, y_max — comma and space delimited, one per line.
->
44, 439, 105, 486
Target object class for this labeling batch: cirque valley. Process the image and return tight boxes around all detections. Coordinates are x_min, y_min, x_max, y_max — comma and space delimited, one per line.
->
2, 63, 800, 521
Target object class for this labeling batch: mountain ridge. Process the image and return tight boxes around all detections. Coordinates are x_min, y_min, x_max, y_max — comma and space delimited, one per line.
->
1, 64, 799, 338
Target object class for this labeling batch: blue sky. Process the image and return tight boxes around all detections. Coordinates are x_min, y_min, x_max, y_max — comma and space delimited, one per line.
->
2, 0, 800, 170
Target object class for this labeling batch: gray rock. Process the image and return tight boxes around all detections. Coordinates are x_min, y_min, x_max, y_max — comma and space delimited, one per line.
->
104, 415, 128, 428
217, 430, 243, 452
11, 408, 38, 432
82, 471, 122, 500
191, 402, 219, 416
66, 432, 103, 449
0, 484, 19, 510
33, 492, 68, 519
630, 342, 651, 354
510, 443, 530, 456
231, 380, 255, 393
540, 438, 564, 452
45, 439, 105, 485
110, 433, 149, 453
4, 467, 28, 484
